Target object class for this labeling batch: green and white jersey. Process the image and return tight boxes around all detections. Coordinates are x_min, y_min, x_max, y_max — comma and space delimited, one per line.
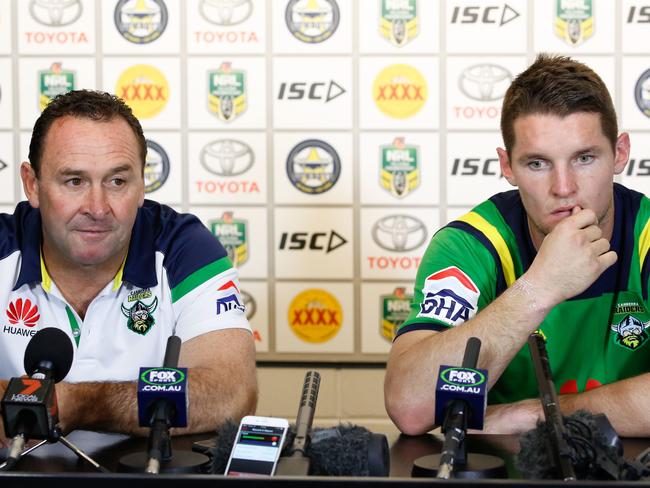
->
397, 184, 650, 404
0, 200, 250, 382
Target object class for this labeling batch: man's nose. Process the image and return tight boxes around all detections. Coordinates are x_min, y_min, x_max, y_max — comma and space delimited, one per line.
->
551, 164, 577, 197
82, 185, 110, 217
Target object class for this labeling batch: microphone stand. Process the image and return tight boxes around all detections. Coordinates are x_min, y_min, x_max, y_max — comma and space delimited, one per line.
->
412, 337, 507, 479
0, 425, 109, 472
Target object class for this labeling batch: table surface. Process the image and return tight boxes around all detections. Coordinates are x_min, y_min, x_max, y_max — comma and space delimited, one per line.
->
2, 428, 650, 476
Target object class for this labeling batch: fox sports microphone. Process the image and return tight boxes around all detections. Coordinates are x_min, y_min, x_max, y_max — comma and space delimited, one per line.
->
1, 327, 74, 469
140, 335, 186, 473
276, 371, 321, 475
434, 336, 486, 479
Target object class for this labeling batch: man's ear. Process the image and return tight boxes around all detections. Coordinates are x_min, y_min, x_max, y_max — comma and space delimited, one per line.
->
613, 132, 630, 175
20, 162, 40, 208
497, 147, 517, 186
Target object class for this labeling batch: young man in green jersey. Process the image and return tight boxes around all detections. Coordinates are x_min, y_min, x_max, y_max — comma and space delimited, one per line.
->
385, 54, 650, 436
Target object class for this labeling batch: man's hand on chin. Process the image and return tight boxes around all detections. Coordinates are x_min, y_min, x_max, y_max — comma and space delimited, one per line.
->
482, 399, 542, 435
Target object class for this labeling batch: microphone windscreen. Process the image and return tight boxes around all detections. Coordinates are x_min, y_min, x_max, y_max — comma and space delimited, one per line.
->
516, 410, 625, 480
210, 421, 389, 477
23, 327, 74, 382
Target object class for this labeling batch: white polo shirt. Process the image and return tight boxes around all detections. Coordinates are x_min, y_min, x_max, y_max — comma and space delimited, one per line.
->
0, 201, 250, 382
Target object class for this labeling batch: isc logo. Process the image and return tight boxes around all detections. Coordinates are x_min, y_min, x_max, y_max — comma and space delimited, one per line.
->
278, 231, 347, 254
625, 159, 650, 176
451, 158, 501, 176
627, 6, 650, 23
450, 4, 520, 26
277, 81, 346, 103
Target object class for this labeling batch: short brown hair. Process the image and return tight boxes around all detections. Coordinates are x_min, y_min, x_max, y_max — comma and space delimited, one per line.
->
29, 89, 146, 177
501, 54, 617, 155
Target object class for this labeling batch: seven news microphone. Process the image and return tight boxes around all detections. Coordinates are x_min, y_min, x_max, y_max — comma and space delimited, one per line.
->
1, 328, 73, 470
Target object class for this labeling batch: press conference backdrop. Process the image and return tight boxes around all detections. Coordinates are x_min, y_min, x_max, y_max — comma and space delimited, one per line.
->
0, 0, 648, 362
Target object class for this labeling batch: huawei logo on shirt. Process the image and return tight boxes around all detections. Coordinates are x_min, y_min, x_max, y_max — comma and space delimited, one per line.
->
6, 298, 40, 327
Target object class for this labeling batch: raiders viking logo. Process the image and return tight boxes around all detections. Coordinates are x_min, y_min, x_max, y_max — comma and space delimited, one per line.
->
610, 296, 650, 351
122, 297, 158, 335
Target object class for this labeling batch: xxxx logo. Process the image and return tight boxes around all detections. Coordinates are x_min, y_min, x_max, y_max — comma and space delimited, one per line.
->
288, 289, 343, 343
6, 298, 40, 327
119, 84, 166, 101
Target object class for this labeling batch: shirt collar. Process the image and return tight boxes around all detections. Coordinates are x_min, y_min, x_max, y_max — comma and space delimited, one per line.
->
14, 201, 159, 291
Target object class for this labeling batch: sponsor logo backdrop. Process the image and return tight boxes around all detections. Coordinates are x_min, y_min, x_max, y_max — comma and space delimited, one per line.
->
1, 0, 648, 360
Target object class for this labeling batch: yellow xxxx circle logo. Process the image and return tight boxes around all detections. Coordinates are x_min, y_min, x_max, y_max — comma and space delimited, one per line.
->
116, 64, 169, 119
288, 289, 342, 343
373, 64, 427, 119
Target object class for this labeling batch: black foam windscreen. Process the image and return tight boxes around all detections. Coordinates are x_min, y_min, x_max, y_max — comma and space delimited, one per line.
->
210, 420, 390, 477
23, 327, 74, 382
516, 410, 625, 480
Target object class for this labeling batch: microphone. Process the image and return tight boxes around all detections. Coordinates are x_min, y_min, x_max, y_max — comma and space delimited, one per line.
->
527, 332, 576, 480
276, 371, 321, 475
1, 328, 74, 469
118, 335, 209, 474
435, 336, 487, 479
139, 335, 187, 474
412, 337, 505, 479
517, 333, 645, 481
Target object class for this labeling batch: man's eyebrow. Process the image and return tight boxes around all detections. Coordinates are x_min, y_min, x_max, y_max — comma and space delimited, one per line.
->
57, 164, 135, 175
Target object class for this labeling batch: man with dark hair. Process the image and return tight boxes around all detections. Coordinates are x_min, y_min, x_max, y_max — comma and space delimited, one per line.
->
385, 55, 650, 436
0, 90, 257, 445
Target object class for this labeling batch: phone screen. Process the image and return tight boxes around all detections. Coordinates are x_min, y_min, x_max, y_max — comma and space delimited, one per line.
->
226, 422, 286, 477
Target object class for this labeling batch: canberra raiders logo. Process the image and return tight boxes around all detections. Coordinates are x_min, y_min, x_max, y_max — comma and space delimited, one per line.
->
379, 137, 420, 198
122, 297, 158, 335
610, 297, 650, 350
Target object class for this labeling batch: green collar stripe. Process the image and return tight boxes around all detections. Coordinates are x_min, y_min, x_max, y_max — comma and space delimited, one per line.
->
171, 257, 232, 303
65, 305, 81, 347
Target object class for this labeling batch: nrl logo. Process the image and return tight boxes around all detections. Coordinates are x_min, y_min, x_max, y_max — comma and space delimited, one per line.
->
611, 314, 649, 351
379, 0, 418, 47
122, 297, 158, 335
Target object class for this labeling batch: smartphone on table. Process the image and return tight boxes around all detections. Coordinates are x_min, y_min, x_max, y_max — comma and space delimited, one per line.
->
224, 415, 289, 477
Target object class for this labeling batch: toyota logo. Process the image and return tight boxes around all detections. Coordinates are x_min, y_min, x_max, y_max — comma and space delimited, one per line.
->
459, 64, 512, 102
372, 215, 427, 252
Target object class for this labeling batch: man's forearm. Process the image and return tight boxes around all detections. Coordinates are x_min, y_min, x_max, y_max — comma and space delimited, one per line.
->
57, 367, 256, 436
385, 274, 553, 435
559, 374, 650, 437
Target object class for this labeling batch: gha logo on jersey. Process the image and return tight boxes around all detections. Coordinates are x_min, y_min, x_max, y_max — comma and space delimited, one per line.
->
417, 267, 480, 326
554, 0, 593, 46
379, 0, 418, 47
208, 62, 247, 122
379, 137, 420, 198
39, 62, 75, 112
114, 0, 168, 44
285, 0, 340, 44
122, 296, 158, 335
216, 280, 245, 316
